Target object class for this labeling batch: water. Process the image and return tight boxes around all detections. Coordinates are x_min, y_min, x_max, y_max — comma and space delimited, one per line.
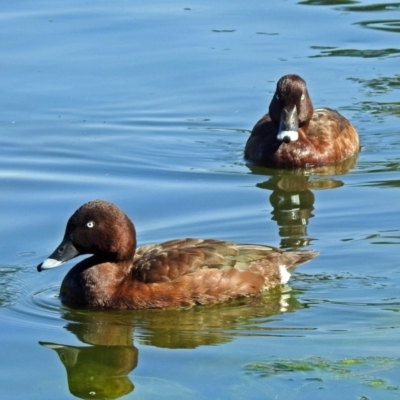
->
1, 0, 400, 398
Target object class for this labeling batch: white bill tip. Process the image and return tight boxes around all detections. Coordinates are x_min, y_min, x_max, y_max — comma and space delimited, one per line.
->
277, 130, 299, 142
39, 258, 64, 270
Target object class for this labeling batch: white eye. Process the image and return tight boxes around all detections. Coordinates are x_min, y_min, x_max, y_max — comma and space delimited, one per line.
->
86, 221, 95, 228
301, 94, 305, 100
276, 94, 280, 100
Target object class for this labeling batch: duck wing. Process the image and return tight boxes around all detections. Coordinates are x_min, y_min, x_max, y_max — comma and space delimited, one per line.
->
132, 239, 313, 283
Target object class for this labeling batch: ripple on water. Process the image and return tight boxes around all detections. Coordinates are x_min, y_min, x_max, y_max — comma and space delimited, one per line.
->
0, 265, 23, 308
3, 284, 64, 333
356, 19, 400, 34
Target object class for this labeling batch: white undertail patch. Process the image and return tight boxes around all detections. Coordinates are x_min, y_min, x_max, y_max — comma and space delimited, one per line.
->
279, 265, 291, 285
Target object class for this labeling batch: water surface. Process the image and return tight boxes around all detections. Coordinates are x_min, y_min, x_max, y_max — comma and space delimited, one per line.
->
1, 0, 400, 399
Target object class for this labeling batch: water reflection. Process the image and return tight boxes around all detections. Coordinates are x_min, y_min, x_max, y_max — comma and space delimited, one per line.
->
258, 175, 317, 249
339, 3, 400, 13
301, 1, 400, 44
310, 46, 400, 58
298, 0, 357, 6
299, 0, 400, 12
134, 292, 301, 348
356, 101, 400, 119
39, 289, 302, 399
349, 74, 400, 95
347, 75, 400, 119
40, 342, 137, 399
247, 156, 358, 249
40, 311, 138, 399
356, 19, 400, 34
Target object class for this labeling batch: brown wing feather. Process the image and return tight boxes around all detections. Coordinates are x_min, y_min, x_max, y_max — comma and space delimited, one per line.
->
132, 239, 236, 283
101, 244, 318, 309
131, 239, 313, 284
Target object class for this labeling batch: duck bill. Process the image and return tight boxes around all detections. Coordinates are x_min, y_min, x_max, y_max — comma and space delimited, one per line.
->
277, 106, 299, 143
37, 236, 80, 272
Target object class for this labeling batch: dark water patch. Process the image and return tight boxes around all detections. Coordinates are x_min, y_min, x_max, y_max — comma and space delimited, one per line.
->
356, 19, 400, 33
349, 75, 400, 95
355, 101, 400, 118
298, 0, 357, 5
357, 178, 400, 189
359, 230, 400, 245
353, 159, 400, 174
211, 29, 236, 33
310, 46, 400, 58
339, 2, 400, 12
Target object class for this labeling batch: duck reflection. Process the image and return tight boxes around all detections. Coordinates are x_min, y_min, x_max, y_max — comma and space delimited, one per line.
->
134, 290, 300, 348
248, 155, 358, 249
263, 175, 316, 249
40, 311, 138, 399
39, 288, 303, 399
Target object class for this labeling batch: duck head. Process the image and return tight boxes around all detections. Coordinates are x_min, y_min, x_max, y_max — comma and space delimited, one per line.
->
37, 200, 137, 271
268, 74, 314, 143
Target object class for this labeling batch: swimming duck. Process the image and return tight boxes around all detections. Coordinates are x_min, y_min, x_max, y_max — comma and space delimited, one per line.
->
37, 200, 318, 310
244, 74, 360, 168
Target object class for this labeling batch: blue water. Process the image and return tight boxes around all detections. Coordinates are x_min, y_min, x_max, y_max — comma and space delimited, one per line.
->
1, 1, 400, 399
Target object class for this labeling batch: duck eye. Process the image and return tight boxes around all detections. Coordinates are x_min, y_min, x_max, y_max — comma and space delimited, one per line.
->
86, 221, 95, 229
275, 94, 280, 100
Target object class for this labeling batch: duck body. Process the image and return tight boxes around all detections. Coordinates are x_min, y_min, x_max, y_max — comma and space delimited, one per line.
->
37, 200, 318, 310
244, 74, 360, 168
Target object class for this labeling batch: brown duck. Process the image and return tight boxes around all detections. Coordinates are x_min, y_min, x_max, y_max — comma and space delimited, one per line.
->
37, 200, 318, 309
245, 74, 360, 168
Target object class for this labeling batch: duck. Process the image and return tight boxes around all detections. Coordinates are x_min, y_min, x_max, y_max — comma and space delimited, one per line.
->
244, 74, 360, 168
37, 200, 318, 310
